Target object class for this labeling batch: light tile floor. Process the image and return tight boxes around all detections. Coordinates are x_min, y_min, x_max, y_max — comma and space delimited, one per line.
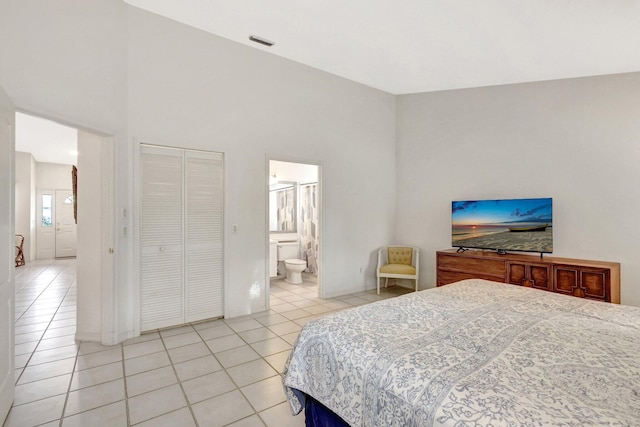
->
5, 259, 412, 427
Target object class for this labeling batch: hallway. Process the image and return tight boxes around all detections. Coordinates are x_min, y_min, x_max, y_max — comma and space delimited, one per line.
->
6, 259, 412, 426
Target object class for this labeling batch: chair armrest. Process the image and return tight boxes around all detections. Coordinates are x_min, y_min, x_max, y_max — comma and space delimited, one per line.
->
377, 247, 388, 269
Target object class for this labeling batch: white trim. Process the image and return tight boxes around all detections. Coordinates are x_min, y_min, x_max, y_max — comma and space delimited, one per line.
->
100, 135, 117, 345
131, 138, 142, 338
75, 332, 102, 342
0, 86, 16, 424
265, 156, 324, 300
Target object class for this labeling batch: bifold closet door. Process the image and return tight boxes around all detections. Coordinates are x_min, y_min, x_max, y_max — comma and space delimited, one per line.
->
140, 147, 185, 330
140, 146, 224, 331
185, 151, 224, 322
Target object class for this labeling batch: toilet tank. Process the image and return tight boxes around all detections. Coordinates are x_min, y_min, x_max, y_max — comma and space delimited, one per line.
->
277, 242, 299, 261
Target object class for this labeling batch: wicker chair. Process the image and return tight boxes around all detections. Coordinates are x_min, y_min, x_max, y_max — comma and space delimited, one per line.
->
15, 234, 25, 267
376, 246, 419, 295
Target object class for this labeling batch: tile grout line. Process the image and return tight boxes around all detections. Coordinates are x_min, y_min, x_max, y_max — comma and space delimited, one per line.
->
9, 260, 76, 426
158, 327, 200, 427
57, 337, 81, 427
120, 343, 132, 427
192, 318, 279, 426
14, 260, 68, 322
11, 262, 410, 427
14, 269, 76, 387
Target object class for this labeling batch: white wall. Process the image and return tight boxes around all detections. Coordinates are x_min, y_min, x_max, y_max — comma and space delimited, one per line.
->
0, 0, 397, 339
0, 1, 129, 336
126, 7, 396, 307
396, 72, 640, 306
35, 162, 73, 191
0, 0, 126, 134
14, 152, 33, 262
0, 84, 16, 425
75, 132, 103, 341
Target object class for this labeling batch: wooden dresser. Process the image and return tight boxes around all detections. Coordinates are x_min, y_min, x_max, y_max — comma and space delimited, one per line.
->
436, 249, 620, 303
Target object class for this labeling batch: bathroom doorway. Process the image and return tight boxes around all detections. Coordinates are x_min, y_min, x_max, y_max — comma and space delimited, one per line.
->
267, 160, 321, 307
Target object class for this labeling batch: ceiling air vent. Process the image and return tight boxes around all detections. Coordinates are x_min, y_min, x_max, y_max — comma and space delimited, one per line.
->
249, 35, 275, 47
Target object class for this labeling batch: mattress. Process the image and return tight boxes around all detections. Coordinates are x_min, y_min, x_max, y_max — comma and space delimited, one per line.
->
283, 279, 640, 426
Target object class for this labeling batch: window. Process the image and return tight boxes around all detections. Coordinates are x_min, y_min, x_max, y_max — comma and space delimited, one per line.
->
42, 194, 53, 226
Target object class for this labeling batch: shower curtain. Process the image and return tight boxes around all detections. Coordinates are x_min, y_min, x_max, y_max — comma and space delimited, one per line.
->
300, 183, 318, 274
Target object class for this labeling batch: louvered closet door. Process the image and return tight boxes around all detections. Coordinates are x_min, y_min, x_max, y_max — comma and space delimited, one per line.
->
140, 145, 224, 331
140, 146, 184, 330
185, 151, 224, 322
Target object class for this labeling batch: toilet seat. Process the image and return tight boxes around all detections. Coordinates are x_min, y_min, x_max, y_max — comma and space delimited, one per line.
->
285, 259, 306, 265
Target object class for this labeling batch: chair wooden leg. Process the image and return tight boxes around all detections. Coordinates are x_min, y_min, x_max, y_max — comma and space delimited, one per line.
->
15, 248, 25, 267
415, 279, 419, 292
377, 277, 380, 295
384, 278, 388, 289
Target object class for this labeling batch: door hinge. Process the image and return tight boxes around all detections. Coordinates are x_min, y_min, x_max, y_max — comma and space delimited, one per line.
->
108, 248, 115, 254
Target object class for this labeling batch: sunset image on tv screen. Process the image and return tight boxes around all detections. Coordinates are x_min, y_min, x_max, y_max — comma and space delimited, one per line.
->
452, 198, 552, 253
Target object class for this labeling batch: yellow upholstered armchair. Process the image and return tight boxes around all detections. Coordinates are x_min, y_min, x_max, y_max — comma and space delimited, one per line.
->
376, 246, 419, 295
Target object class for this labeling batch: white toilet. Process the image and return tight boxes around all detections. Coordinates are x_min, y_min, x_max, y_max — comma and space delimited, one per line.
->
284, 259, 306, 284
277, 241, 307, 284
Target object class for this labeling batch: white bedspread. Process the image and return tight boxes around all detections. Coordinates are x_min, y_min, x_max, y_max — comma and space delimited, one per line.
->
283, 279, 640, 426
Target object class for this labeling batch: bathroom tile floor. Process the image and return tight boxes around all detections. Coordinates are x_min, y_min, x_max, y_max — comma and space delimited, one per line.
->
5, 259, 413, 427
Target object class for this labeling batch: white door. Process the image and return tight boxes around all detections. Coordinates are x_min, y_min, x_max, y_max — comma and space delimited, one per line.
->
36, 189, 55, 259
0, 87, 16, 423
55, 189, 77, 257
140, 146, 224, 331
185, 150, 224, 322
140, 146, 185, 331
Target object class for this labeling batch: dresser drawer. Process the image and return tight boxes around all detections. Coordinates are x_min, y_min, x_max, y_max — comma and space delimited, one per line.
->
438, 253, 505, 276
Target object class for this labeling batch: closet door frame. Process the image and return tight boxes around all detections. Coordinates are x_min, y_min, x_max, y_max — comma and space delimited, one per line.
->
134, 142, 225, 334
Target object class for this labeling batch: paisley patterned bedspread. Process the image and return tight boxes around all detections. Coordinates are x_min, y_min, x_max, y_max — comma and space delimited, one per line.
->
282, 279, 640, 426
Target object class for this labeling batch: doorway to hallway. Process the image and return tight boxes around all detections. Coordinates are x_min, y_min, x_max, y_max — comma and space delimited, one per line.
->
15, 112, 115, 344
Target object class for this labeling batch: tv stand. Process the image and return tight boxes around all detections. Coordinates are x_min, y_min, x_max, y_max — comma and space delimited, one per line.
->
437, 249, 620, 303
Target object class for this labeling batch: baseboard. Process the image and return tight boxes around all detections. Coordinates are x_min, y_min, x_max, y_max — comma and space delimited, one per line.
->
75, 331, 102, 342
323, 283, 367, 299
117, 330, 136, 345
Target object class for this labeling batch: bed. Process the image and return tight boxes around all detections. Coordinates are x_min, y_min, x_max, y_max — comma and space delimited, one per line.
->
282, 279, 640, 426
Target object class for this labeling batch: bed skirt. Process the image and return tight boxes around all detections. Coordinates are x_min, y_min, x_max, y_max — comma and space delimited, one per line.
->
305, 394, 350, 427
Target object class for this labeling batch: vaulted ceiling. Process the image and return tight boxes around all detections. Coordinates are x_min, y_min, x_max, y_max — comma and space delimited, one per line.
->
124, 0, 640, 94
15, 2, 640, 164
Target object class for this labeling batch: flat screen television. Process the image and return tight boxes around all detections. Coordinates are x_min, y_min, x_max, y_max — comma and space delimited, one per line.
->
452, 198, 553, 254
